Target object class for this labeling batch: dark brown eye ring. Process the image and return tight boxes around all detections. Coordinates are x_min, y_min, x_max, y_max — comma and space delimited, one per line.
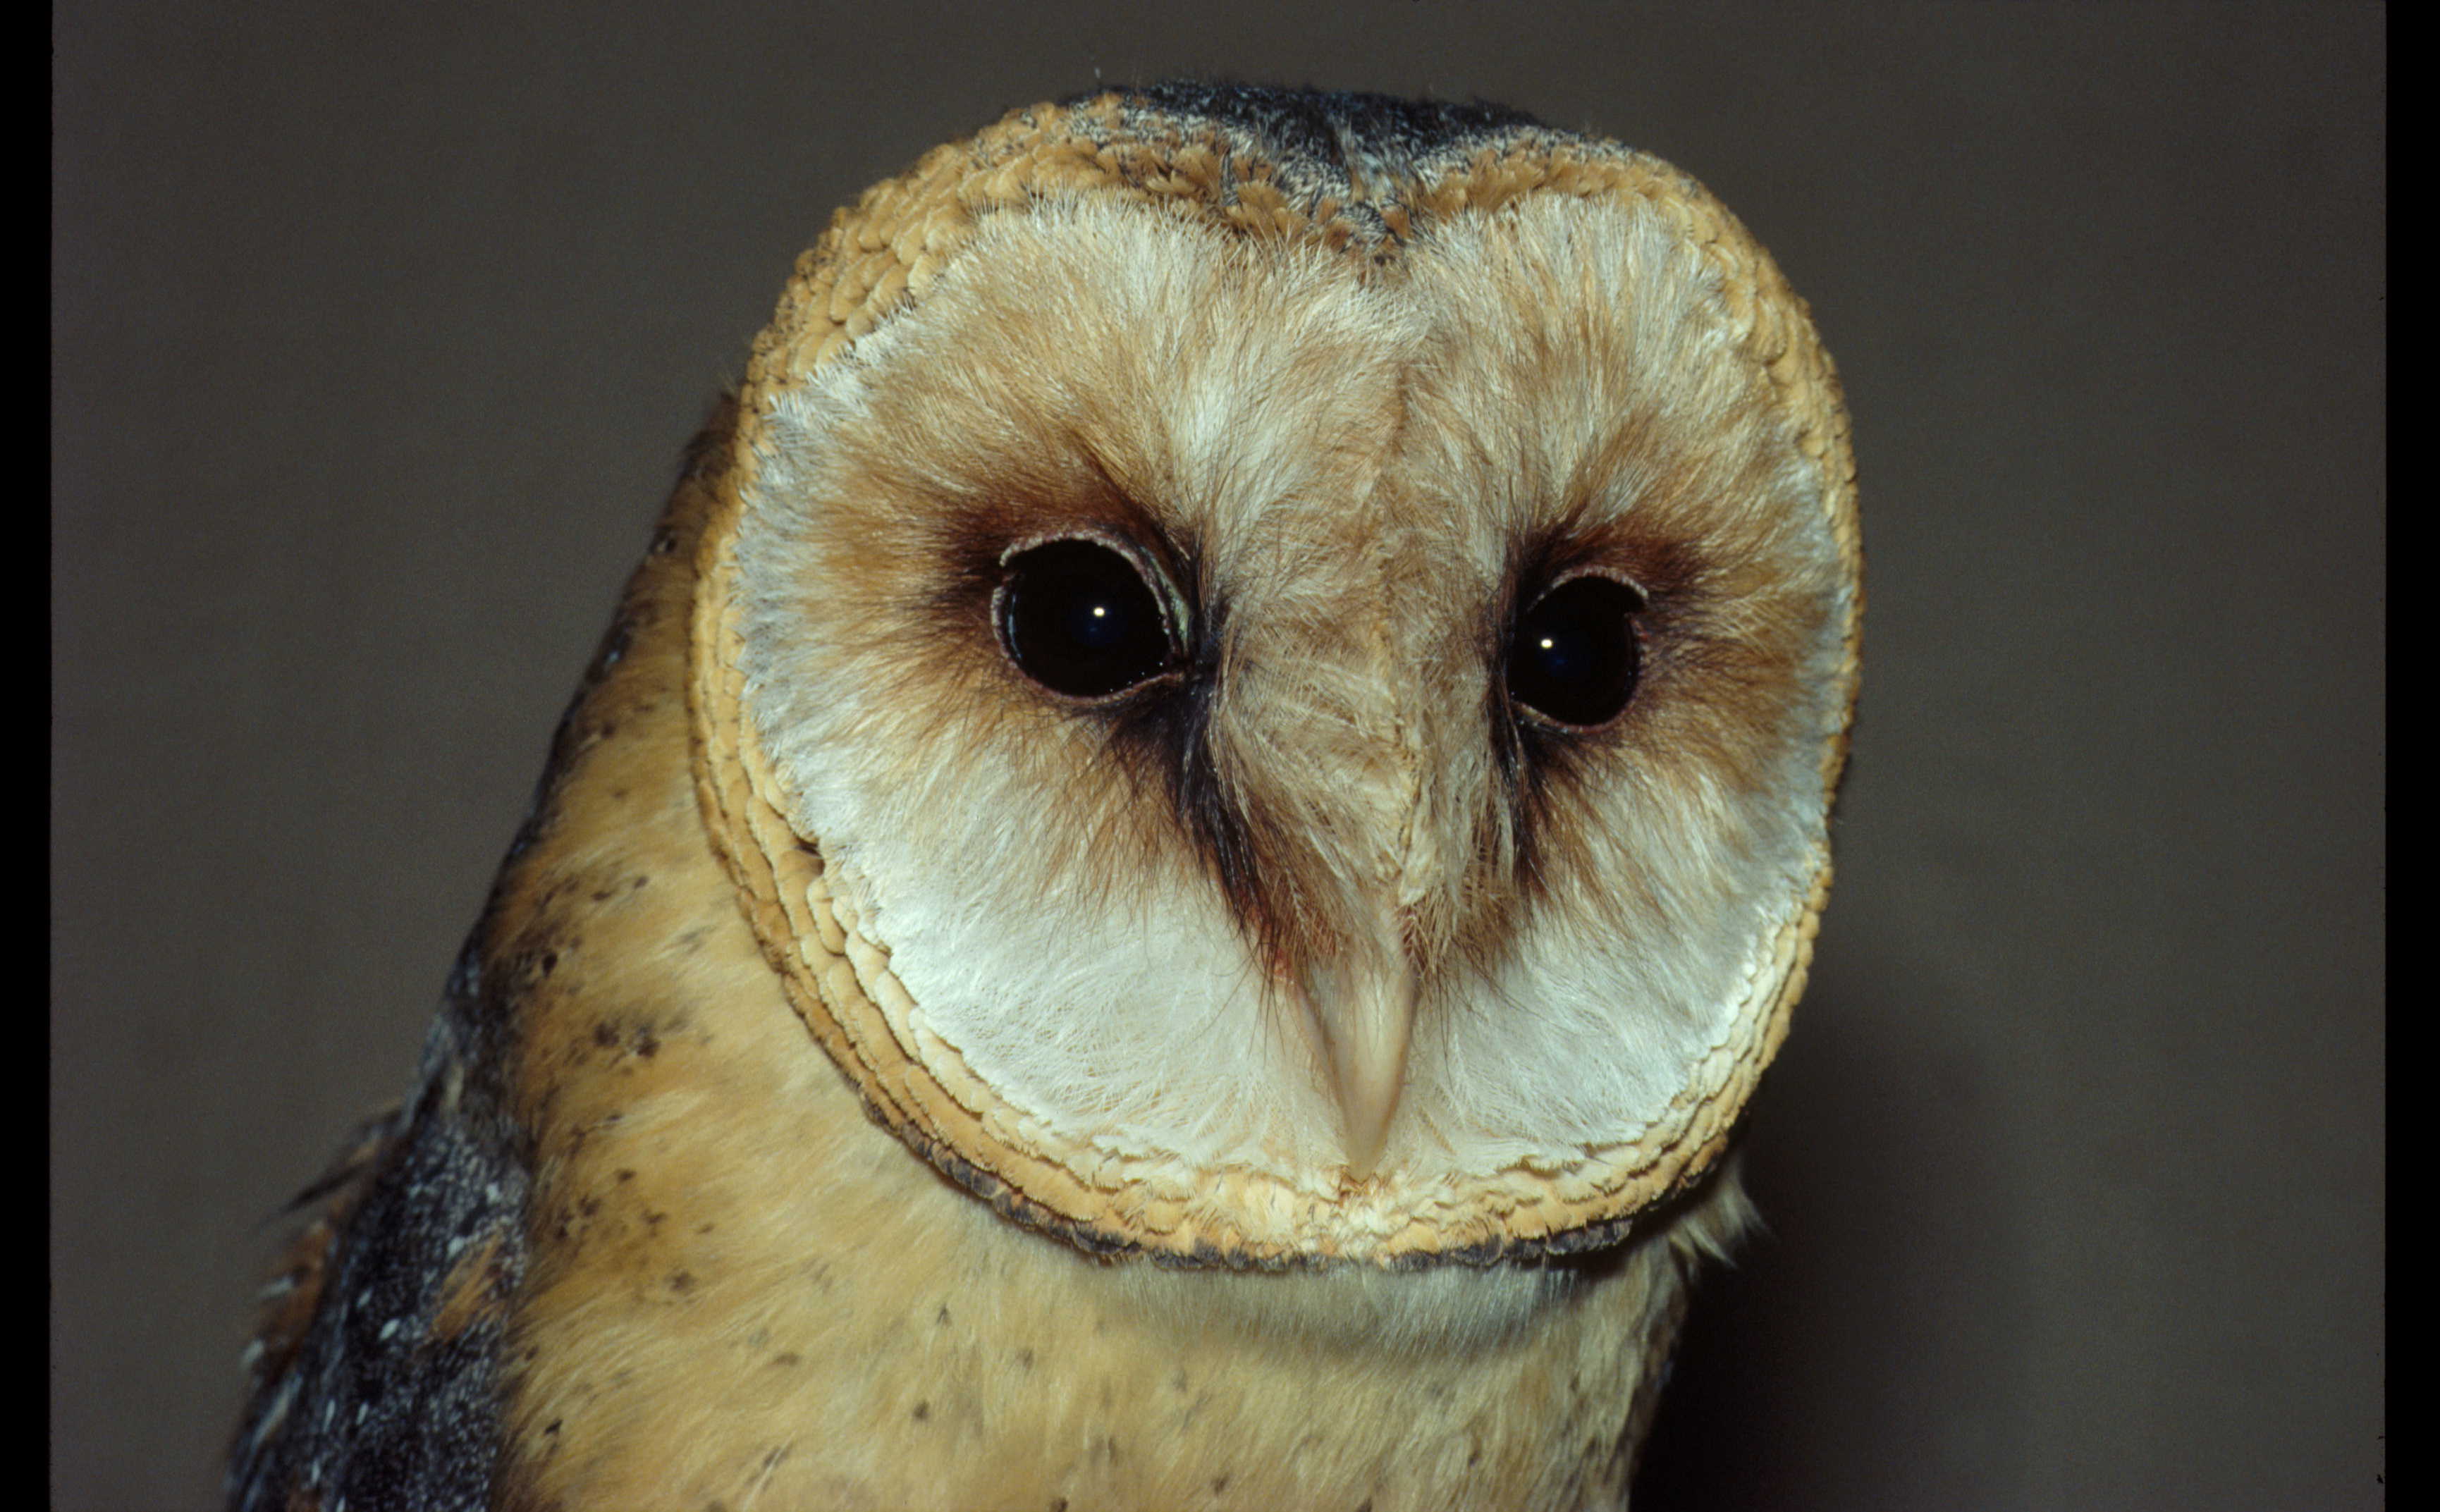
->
995, 536, 1181, 700
1506, 572, 1645, 729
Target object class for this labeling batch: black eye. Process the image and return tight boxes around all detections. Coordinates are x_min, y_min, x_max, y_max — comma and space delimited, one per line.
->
1507, 574, 1645, 728
996, 538, 1179, 699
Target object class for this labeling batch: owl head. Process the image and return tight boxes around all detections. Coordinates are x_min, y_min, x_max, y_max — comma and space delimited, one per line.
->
689, 84, 1859, 1269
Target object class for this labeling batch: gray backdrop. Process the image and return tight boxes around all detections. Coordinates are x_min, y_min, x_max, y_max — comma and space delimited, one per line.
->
54, 4, 2384, 1508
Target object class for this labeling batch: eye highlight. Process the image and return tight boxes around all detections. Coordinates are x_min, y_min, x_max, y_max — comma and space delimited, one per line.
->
995, 537, 1180, 700
1506, 573, 1645, 729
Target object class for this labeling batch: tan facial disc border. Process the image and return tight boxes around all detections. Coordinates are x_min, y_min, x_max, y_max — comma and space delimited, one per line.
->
687, 94, 1862, 1267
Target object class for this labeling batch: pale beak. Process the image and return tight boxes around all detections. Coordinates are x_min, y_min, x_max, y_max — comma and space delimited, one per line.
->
1299, 952, 1419, 1178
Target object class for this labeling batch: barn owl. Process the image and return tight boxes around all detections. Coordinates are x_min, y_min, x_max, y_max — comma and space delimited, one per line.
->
230, 82, 1858, 1511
